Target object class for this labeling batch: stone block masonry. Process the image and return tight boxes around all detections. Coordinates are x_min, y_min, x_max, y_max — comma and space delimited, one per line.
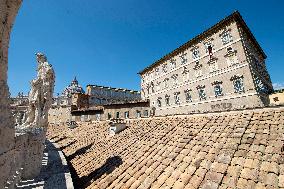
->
0, 0, 22, 188
0, 1, 56, 188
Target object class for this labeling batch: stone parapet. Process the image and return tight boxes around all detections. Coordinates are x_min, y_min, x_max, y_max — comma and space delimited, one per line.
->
3, 128, 46, 189
0, 0, 22, 188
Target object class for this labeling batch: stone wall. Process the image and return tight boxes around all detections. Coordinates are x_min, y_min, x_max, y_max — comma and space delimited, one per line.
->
0, 1, 50, 188
49, 106, 72, 124
0, 0, 22, 188
269, 91, 284, 106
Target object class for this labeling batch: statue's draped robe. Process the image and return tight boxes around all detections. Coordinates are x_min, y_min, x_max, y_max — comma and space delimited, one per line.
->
24, 60, 55, 128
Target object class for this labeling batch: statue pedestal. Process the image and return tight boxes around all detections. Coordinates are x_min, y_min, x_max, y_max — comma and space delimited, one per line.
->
15, 128, 46, 180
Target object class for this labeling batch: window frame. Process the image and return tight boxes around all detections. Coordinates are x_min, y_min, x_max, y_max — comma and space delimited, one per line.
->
157, 97, 162, 107
174, 92, 181, 105
124, 111, 129, 119
184, 89, 193, 103
197, 85, 207, 101
220, 29, 233, 45
213, 83, 223, 97
180, 52, 187, 65
165, 95, 170, 106
231, 75, 245, 93
192, 48, 200, 60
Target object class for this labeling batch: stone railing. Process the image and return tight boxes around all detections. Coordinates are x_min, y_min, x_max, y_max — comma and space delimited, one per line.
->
4, 128, 46, 189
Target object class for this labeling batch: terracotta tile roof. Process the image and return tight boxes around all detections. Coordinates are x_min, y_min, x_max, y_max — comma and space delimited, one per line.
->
47, 107, 284, 188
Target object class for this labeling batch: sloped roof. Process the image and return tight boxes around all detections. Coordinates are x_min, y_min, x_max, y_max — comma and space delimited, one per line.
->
138, 11, 266, 75
47, 106, 284, 188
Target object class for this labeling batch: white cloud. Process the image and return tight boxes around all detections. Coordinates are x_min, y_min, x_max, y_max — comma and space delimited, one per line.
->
273, 83, 284, 90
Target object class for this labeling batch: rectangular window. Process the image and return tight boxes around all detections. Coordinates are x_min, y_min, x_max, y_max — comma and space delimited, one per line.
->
108, 113, 112, 120
116, 112, 120, 119
174, 92, 181, 105
192, 49, 200, 60
233, 78, 245, 93
204, 41, 214, 54
172, 74, 178, 86
184, 90, 192, 103
165, 95, 170, 106
143, 110, 149, 117
255, 77, 267, 93
157, 98, 162, 107
162, 64, 168, 73
198, 88, 207, 100
163, 78, 169, 89
221, 30, 233, 45
155, 68, 159, 76
214, 84, 223, 97
170, 59, 176, 70
136, 111, 141, 118
180, 52, 187, 64
124, 111, 129, 119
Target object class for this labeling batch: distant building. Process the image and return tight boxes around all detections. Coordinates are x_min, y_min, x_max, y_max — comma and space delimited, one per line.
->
71, 85, 149, 122
71, 100, 151, 122
10, 92, 29, 125
86, 84, 141, 106
49, 77, 85, 124
53, 76, 85, 107
139, 11, 273, 116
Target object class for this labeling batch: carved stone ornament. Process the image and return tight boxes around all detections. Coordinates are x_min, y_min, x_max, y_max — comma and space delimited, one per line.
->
211, 80, 223, 85
207, 56, 218, 64
196, 85, 205, 89
230, 74, 243, 81
193, 61, 202, 70
224, 49, 237, 57
182, 66, 189, 74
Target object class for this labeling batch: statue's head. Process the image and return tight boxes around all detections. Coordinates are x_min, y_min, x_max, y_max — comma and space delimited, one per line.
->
35, 52, 47, 63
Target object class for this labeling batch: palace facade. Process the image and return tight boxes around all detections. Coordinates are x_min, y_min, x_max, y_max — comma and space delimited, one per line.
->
139, 11, 273, 116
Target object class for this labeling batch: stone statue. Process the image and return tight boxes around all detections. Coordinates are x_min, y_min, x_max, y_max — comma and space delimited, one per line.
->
23, 53, 55, 128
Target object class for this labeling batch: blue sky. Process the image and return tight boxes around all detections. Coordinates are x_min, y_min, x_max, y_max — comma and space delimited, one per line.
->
8, 0, 284, 96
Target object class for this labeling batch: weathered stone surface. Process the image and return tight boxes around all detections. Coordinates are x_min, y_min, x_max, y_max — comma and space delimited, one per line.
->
0, 0, 22, 188
22, 53, 55, 129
